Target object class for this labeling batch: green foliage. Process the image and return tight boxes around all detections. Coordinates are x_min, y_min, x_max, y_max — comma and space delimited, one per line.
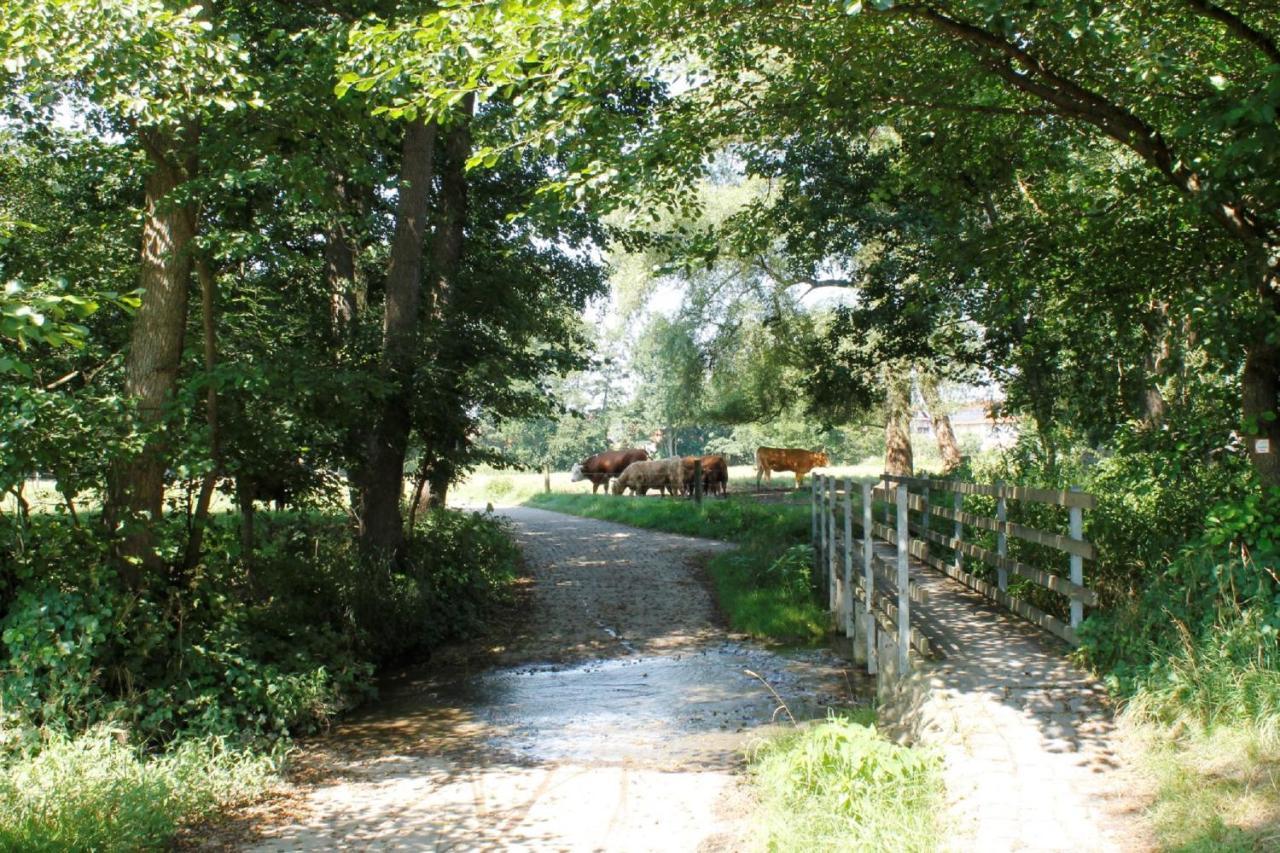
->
748, 716, 945, 851
0, 508, 520, 749
0, 727, 277, 852
351, 509, 521, 663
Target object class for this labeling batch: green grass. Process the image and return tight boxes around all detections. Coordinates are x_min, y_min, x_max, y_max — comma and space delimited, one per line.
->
1126, 720, 1280, 851
524, 491, 830, 642
748, 713, 946, 851
525, 491, 813, 542
0, 728, 279, 851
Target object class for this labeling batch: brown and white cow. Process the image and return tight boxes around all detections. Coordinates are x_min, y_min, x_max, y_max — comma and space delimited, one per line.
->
570, 448, 649, 494
612, 458, 683, 496
680, 455, 729, 497
755, 446, 829, 489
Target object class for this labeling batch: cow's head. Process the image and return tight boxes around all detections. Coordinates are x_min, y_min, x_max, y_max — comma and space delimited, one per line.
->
569, 462, 584, 482
817, 451, 830, 467
611, 478, 626, 496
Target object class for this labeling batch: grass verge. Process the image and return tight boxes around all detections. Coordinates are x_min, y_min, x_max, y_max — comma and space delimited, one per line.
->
748, 712, 945, 851
0, 728, 279, 851
1127, 720, 1280, 850
524, 492, 828, 642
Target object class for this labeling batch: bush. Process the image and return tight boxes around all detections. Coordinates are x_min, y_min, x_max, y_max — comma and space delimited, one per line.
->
351, 508, 520, 662
0, 507, 520, 749
0, 727, 277, 852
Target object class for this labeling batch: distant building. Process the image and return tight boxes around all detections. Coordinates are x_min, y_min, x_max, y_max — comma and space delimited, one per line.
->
911, 402, 1019, 451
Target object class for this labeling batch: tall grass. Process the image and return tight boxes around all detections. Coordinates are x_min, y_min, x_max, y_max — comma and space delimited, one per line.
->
0, 728, 279, 851
748, 714, 945, 851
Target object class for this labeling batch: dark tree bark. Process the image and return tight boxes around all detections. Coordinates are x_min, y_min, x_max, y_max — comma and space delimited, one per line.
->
105, 124, 199, 584
358, 118, 437, 558
324, 175, 361, 342
883, 370, 914, 477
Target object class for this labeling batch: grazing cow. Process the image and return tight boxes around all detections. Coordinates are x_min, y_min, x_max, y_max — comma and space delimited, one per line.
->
755, 446, 829, 489
680, 455, 729, 497
570, 448, 649, 494
612, 458, 684, 496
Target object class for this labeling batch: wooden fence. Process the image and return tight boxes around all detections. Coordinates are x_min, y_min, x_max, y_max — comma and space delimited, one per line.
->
811, 473, 1096, 672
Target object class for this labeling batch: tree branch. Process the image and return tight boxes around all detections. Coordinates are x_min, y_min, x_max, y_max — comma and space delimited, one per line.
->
915, 5, 1273, 249
1184, 0, 1280, 65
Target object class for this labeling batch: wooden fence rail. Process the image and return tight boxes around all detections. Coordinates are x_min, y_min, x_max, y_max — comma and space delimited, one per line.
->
812, 473, 1096, 668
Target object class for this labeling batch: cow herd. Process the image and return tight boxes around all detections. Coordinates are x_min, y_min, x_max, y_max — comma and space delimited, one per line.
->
568, 445, 829, 498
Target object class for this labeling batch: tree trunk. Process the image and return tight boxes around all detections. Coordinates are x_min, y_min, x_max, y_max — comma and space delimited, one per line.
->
883, 370, 914, 477
105, 125, 199, 585
182, 257, 221, 576
358, 118, 437, 559
325, 175, 360, 343
920, 372, 962, 473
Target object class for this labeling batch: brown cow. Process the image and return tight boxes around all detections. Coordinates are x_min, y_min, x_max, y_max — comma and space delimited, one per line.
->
570, 448, 649, 494
755, 446, 829, 489
680, 455, 729, 497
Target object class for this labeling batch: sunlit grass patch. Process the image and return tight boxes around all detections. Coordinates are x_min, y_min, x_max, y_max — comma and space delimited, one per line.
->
748, 714, 945, 851
0, 728, 279, 852
1124, 719, 1280, 851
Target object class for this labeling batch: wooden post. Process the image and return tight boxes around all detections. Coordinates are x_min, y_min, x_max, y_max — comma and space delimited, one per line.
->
543, 463, 550, 493
921, 484, 930, 561
693, 458, 703, 505
896, 482, 910, 673
815, 474, 827, 592
953, 490, 964, 575
828, 475, 838, 610
996, 480, 1008, 591
811, 475, 819, 577
862, 481, 876, 674
843, 477, 854, 637
1070, 486, 1084, 628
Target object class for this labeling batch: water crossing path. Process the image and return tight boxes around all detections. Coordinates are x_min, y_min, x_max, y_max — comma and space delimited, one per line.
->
238, 506, 855, 851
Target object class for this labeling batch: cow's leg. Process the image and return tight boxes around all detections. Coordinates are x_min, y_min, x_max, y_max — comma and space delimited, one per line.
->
795, 471, 803, 489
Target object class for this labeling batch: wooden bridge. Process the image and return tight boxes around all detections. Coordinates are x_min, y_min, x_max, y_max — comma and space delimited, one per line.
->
810, 474, 1143, 850
811, 473, 1096, 675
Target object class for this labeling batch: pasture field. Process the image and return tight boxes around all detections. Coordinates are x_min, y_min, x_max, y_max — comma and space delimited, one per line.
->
454, 458, 889, 507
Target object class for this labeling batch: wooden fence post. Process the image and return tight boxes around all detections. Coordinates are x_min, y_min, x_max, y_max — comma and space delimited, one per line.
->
693, 458, 703, 505
862, 481, 876, 674
543, 463, 550, 494
996, 480, 1008, 591
921, 484, 931, 562
843, 477, 854, 637
896, 482, 910, 673
828, 475, 838, 610
953, 490, 964, 575
811, 475, 819, 578
1070, 486, 1084, 628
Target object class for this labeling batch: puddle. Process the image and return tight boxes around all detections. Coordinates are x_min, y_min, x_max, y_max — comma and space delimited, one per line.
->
339, 643, 860, 771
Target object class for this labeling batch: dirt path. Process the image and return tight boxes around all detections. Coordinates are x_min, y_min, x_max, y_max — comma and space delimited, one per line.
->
225, 506, 857, 851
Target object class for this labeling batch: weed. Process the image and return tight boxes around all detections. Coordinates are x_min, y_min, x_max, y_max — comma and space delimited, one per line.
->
748, 715, 945, 851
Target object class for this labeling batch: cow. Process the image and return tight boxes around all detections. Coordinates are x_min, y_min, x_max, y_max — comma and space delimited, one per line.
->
680, 454, 729, 497
570, 448, 649, 494
755, 446, 829, 489
612, 458, 684, 496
